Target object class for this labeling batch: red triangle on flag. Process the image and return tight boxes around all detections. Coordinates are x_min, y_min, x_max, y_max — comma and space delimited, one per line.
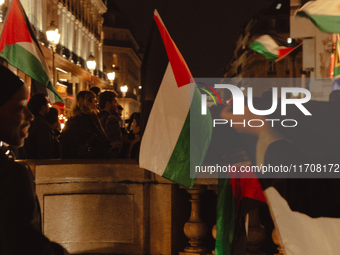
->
0, 0, 32, 52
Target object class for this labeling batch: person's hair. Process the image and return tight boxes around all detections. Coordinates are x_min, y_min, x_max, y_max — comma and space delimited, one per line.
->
89, 86, 101, 96
45, 107, 59, 125
98, 91, 118, 110
133, 112, 141, 127
70, 91, 97, 117
28, 93, 48, 115
118, 105, 123, 111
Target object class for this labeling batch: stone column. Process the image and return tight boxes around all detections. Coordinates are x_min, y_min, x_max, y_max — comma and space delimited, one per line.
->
180, 185, 208, 255
68, 13, 75, 62
76, 22, 83, 66
98, 41, 103, 71
57, 2, 63, 31
247, 208, 266, 255
83, 27, 89, 60
36, 0, 42, 31
208, 185, 218, 255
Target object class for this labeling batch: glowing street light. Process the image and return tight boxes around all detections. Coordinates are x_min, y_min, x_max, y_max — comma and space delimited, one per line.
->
46, 21, 60, 88
46, 21, 61, 48
107, 72, 115, 85
120, 85, 128, 97
120, 85, 128, 128
86, 53, 96, 86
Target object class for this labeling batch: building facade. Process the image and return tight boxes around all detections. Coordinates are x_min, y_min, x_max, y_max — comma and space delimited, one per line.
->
102, 2, 142, 122
0, 0, 108, 115
224, 1, 303, 98
224, 0, 334, 102
290, 0, 334, 101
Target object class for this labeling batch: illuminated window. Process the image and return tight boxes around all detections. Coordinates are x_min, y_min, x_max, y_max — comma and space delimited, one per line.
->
112, 54, 118, 69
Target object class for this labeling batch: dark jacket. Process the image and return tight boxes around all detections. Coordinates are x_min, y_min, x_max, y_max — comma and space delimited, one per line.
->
98, 110, 122, 150
61, 113, 113, 158
24, 114, 58, 159
0, 149, 68, 254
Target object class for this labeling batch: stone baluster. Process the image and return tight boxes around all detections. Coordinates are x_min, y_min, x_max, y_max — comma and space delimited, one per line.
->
247, 208, 266, 255
207, 184, 266, 255
180, 185, 208, 255
272, 228, 284, 255
208, 185, 218, 255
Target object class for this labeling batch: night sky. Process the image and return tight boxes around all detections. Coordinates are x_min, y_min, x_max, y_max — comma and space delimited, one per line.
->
111, 0, 274, 77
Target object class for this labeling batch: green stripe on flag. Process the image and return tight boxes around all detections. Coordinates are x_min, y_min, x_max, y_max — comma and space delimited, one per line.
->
297, 12, 340, 34
215, 178, 236, 255
249, 41, 278, 60
0, 43, 63, 103
162, 85, 212, 188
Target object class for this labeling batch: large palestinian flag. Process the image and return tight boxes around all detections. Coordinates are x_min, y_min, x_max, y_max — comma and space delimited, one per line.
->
0, 0, 62, 103
296, 0, 340, 34
139, 10, 212, 188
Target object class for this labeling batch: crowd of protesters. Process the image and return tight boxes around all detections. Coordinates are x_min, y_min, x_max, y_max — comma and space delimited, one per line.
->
0, 65, 142, 254
14, 86, 141, 161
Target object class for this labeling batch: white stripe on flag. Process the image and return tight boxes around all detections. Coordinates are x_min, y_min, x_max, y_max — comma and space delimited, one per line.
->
298, 0, 340, 16
17, 41, 52, 81
266, 187, 340, 255
139, 63, 191, 176
255, 35, 279, 55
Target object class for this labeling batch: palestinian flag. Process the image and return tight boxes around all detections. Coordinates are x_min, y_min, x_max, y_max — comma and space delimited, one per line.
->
204, 115, 267, 255
215, 172, 266, 255
249, 35, 294, 61
265, 185, 340, 255
296, 0, 340, 34
0, 0, 63, 103
139, 10, 212, 188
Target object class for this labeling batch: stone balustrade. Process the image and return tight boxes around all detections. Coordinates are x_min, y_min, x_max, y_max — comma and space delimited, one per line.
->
18, 158, 270, 255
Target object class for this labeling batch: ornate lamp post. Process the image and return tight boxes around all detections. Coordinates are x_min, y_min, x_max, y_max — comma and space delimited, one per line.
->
46, 21, 60, 88
86, 53, 96, 87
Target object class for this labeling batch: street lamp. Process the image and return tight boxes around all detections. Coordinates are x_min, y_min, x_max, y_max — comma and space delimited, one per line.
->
107, 71, 115, 85
46, 21, 60, 88
120, 85, 128, 128
120, 85, 128, 97
86, 53, 96, 87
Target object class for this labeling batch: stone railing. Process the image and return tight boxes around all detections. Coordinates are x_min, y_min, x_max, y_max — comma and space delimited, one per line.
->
18, 158, 276, 255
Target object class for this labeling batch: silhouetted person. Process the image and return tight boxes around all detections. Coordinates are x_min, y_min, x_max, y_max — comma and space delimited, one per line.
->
61, 91, 113, 158
126, 112, 141, 162
24, 93, 57, 159
0, 65, 69, 254
89, 86, 101, 97
117, 104, 123, 121
98, 91, 122, 156
45, 107, 61, 158
89, 87, 101, 112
